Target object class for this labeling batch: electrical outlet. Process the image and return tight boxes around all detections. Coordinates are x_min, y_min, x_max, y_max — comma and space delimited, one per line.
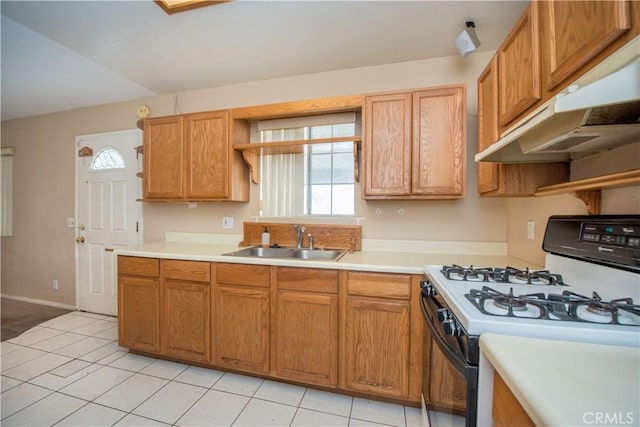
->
67, 217, 75, 228
222, 217, 234, 229
53, 279, 59, 290
527, 220, 535, 240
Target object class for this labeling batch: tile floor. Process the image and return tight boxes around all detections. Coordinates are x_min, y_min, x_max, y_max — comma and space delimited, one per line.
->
1, 311, 424, 426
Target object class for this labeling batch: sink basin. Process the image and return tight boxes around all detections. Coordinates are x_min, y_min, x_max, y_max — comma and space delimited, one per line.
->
223, 246, 346, 261
289, 249, 346, 260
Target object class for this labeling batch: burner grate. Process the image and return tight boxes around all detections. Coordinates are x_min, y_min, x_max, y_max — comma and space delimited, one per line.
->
441, 265, 566, 286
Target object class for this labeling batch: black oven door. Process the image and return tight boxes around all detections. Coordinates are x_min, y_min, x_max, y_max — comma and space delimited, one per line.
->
421, 281, 478, 427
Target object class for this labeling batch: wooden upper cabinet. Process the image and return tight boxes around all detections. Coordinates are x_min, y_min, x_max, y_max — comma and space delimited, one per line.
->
477, 55, 500, 194
498, 2, 541, 129
143, 111, 248, 202
363, 92, 412, 196
185, 111, 230, 199
542, 1, 631, 91
144, 116, 184, 199
363, 86, 466, 200
412, 86, 466, 197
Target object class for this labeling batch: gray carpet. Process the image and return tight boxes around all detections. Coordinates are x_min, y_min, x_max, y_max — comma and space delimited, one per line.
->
1, 297, 72, 341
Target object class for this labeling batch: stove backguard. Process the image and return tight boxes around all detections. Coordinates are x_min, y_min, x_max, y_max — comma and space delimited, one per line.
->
543, 215, 640, 273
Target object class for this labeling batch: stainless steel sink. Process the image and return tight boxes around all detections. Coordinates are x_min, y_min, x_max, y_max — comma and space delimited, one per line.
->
223, 246, 346, 261
289, 249, 345, 260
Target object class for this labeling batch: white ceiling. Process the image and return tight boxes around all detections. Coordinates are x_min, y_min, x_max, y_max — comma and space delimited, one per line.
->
1, 0, 527, 121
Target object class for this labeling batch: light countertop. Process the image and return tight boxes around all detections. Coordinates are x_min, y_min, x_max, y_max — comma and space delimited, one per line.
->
114, 236, 537, 274
480, 333, 640, 427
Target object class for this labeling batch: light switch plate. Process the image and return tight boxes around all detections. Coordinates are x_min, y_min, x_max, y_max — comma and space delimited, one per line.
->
222, 217, 234, 229
527, 220, 535, 240
67, 217, 75, 228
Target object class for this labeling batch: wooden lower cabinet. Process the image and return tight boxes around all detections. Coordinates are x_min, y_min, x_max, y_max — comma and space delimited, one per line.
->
343, 271, 415, 399
214, 263, 270, 374
493, 371, 535, 427
424, 336, 467, 413
274, 267, 338, 387
118, 257, 425, 404
118, 257, 160, 353
160, 260, 211, 363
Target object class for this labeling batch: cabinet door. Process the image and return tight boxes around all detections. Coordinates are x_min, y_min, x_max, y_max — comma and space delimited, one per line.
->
143, 116, 184, 199
214, 285, 270, 374
363, 93, 412, 196
498, 3, 541, 128
427, 337, 467, 412
185, 111, 230, 199
274, 291, 338, 387
161, 280, 211, 363
477, 55, 500, 194
412, 86, 466, 197
345, 297, 410, 398
543, 1, 631, 91
118, 275, 159, 353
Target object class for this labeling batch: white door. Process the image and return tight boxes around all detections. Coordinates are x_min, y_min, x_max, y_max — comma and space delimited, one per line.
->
76, 130, 142, 315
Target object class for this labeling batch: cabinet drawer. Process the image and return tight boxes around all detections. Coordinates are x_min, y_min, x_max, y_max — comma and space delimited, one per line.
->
162, 260, 211, 283
118, 256, 159, 277
277, 267, 338, 293
347, 271, 411, 300
216, 263, 270, 288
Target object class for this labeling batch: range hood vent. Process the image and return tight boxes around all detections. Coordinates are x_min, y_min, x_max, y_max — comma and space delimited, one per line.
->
476, 36, 640, 163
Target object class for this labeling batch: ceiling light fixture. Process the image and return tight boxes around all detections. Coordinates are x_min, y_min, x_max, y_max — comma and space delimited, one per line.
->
454, 21, 481, 57
155, 0, 227, 15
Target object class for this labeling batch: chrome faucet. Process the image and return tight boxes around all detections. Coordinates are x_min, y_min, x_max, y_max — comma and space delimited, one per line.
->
294, 225, 306, 248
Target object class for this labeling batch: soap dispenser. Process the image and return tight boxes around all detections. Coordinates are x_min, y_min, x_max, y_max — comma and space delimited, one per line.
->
261, 226, 270, 247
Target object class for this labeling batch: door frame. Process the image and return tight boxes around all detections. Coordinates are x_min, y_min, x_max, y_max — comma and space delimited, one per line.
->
74, 129, 144, 311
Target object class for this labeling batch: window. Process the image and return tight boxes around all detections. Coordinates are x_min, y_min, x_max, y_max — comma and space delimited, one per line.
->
1, 147, 14, 236
90, 147, 125, 171
257, 114, 357, 217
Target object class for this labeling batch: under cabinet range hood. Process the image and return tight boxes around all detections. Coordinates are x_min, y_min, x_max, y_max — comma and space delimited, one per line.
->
476, 36, 640, 163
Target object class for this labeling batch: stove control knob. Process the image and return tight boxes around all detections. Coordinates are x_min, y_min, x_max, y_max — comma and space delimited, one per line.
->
420, 280, 437, 296
443, 319, 460, 336
437, 308, 450, 322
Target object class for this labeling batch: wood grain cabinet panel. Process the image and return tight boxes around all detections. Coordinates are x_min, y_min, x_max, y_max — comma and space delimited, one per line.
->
363, 86, 466, 200
543, 0, 631, 91
498, 3, 541, 129
118, 275, 160, 353
493, 372, 535, 427
478, 46, 570, 196
345, 297, 410, 398
185, 111, 230, 199
477, 55, 501, 194
161, 279, 211, 363
363, 93, 412, 196
142, 111, 248, 201
214, 263, 270, 374
274, 290, 338, 386
143, 116, 184, 199
412, 87, 466, 197
274, 267, 339, 387
160, 260, 211, 363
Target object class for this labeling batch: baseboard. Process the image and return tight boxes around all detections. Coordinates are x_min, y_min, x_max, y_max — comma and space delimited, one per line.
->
1, 294, 77, 311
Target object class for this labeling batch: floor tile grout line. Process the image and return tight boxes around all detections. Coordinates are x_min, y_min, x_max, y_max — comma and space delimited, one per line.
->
0, 383, 56, 421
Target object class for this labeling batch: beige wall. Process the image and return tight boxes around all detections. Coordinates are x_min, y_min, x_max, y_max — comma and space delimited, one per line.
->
0, 50, 600, 306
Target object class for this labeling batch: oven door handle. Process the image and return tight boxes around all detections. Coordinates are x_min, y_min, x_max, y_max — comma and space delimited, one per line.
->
420, 294, 471, 378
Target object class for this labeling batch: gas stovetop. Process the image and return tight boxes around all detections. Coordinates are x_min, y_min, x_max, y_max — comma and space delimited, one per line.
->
465, 285, 640, 326
441, 264, 567, 286
424, 256, 640, 347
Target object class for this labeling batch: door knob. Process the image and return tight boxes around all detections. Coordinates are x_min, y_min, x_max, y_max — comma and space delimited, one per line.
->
76, 236, 85, 243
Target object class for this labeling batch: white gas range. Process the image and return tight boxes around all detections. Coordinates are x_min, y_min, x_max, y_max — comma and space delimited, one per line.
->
424, 254, 640, 348
420, 215, 640, 427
